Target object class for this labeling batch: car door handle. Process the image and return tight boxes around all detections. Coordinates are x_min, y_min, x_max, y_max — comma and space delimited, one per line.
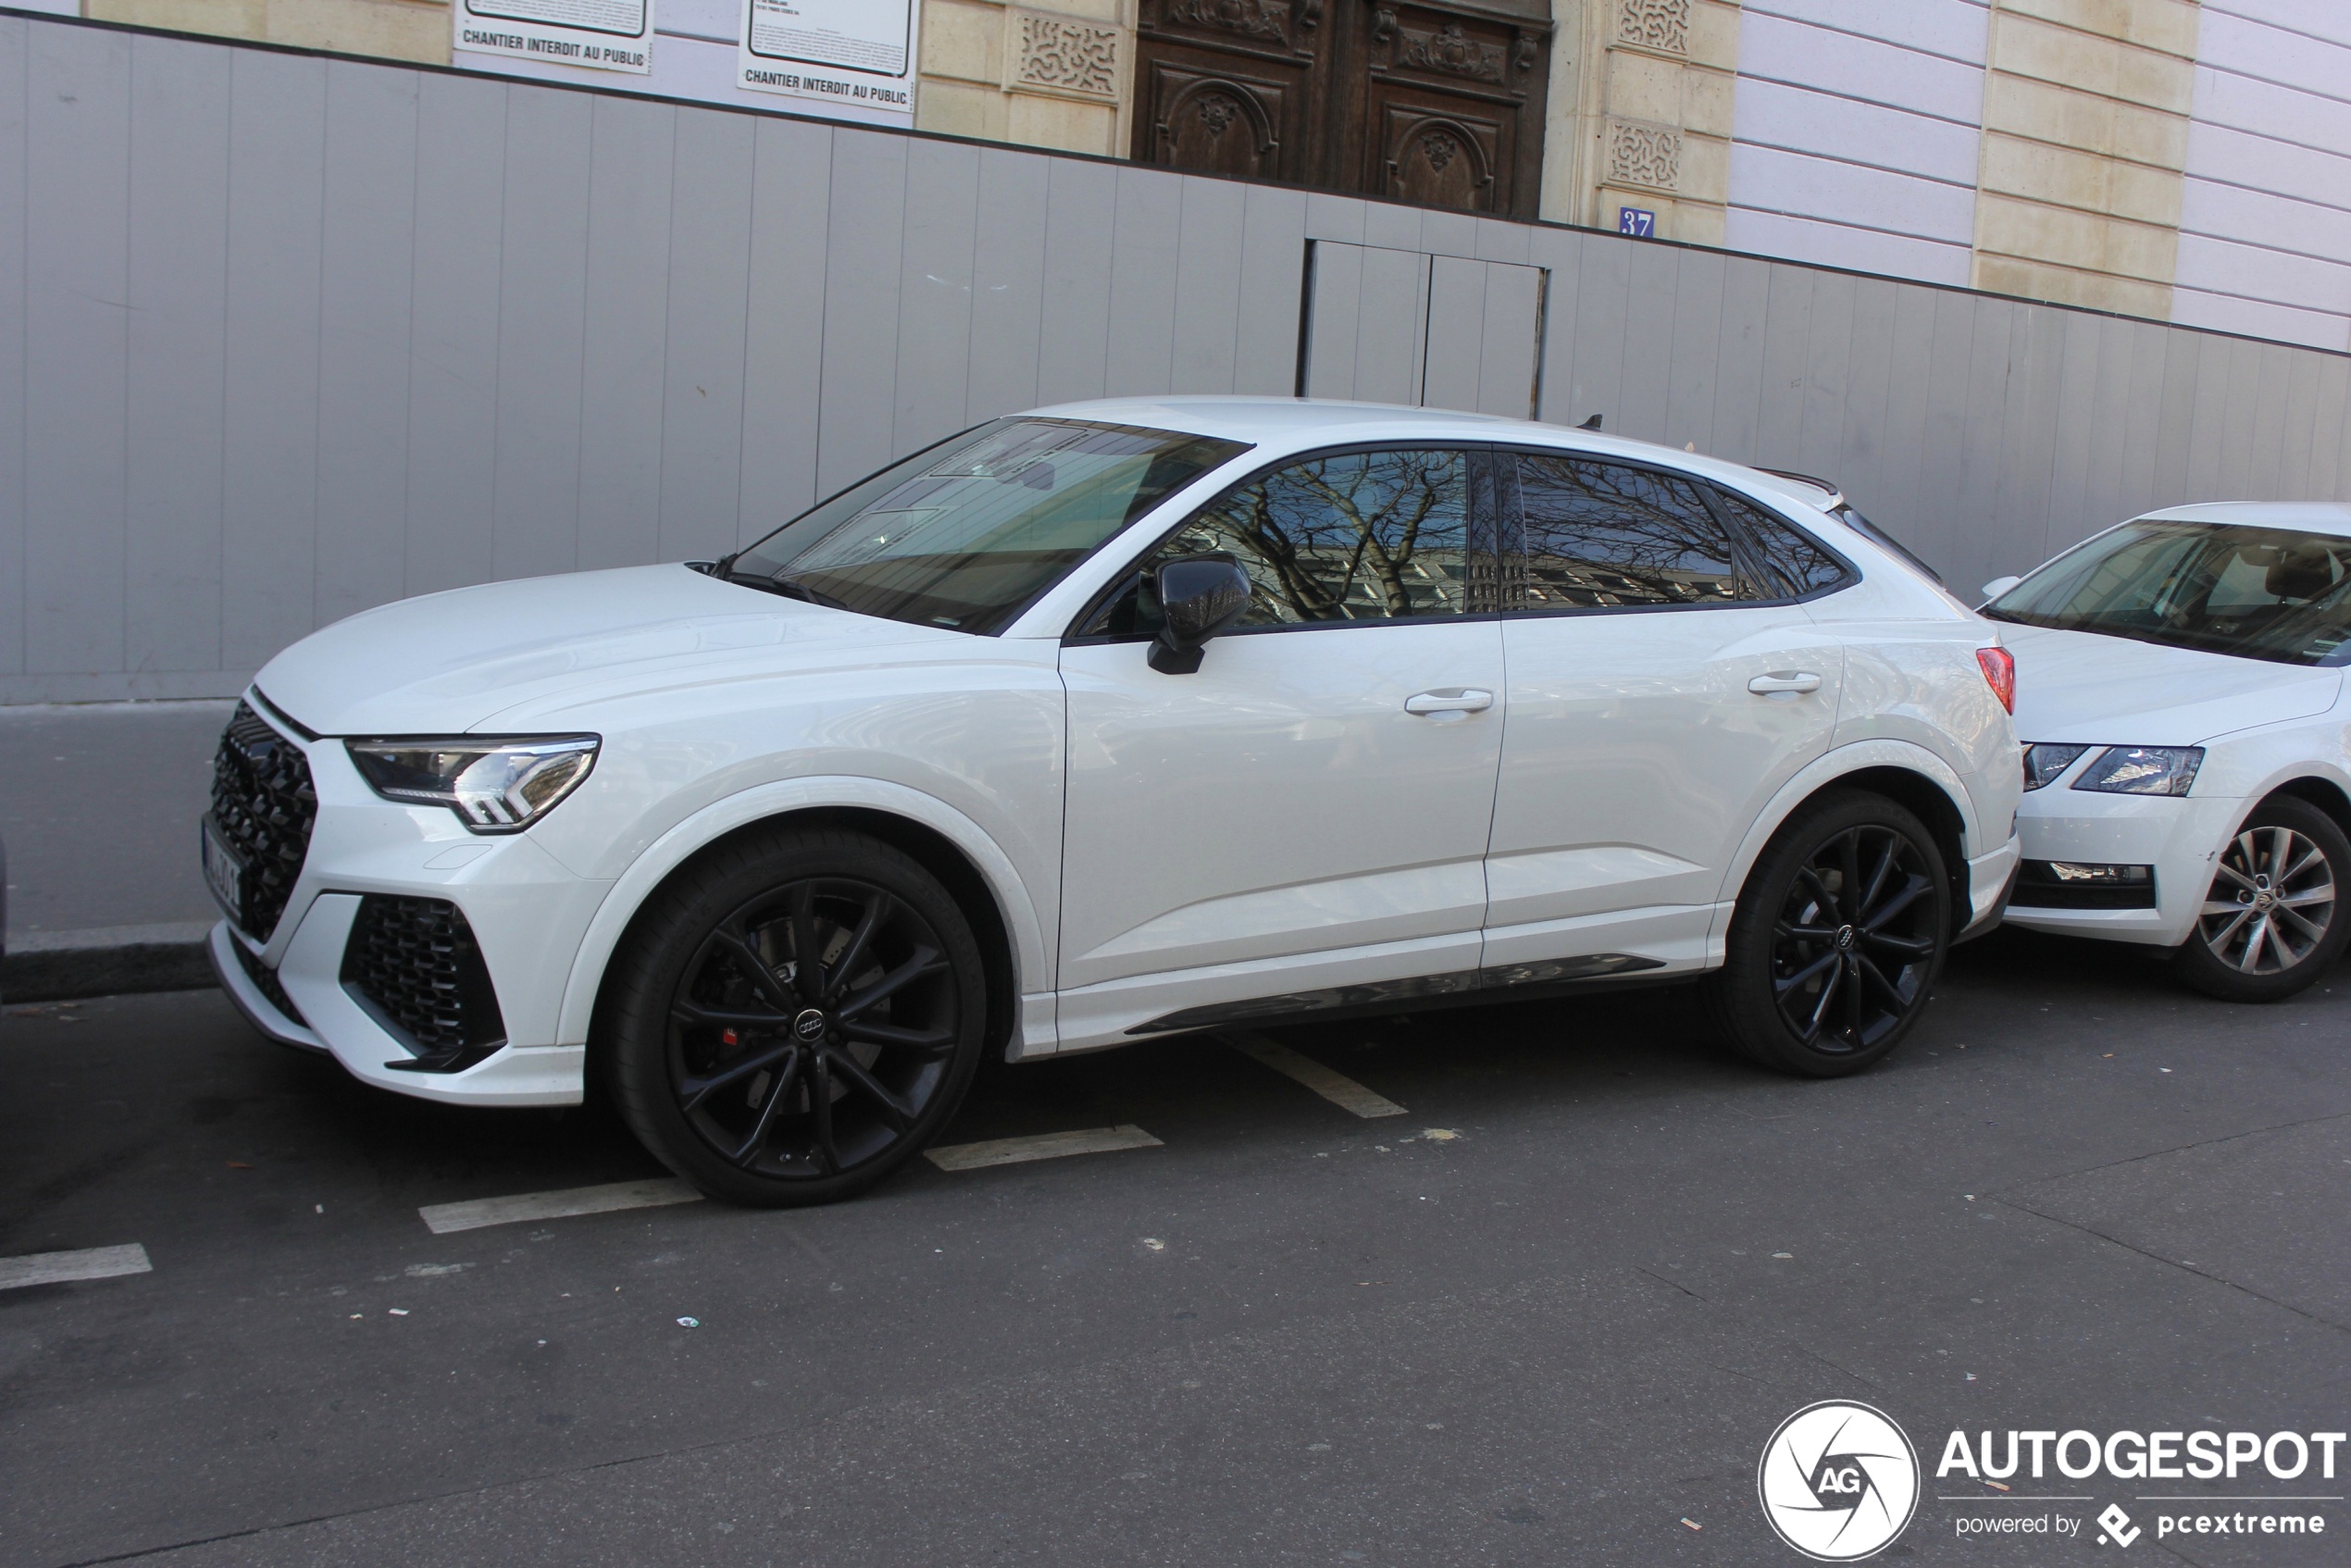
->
1748, 672, 1822, 695
1404, 688, 1495, 716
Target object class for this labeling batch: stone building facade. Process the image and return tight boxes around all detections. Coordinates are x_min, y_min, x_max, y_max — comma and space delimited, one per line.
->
23, 0, 2351, 352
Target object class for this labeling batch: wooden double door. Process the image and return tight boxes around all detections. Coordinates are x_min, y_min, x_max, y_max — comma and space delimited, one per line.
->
1131, 0, 1552, 218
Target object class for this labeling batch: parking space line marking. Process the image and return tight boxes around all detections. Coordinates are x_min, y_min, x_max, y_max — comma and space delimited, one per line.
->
419, 1178, 703, 1235
1229, 1033, 1406, 1117
0, 1243, 153, 1290
927, 1125, 1163, 1172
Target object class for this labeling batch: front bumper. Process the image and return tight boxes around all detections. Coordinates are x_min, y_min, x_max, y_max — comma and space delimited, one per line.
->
2006, 788, 2245, 948
206, 701, 603, 1106
212, 916, 585, 1106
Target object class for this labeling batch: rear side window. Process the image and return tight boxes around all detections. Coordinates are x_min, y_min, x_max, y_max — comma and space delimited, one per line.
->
1512, 454, 1753, 608
1710, 488, 1852, 599
1088, 447, 1480, 633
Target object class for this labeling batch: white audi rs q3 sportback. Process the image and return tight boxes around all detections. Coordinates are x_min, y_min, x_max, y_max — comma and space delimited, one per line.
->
203, 398, 2021, 1205
1985, 503, 2351, 1002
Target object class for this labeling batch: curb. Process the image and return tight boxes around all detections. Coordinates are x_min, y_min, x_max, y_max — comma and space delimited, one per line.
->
3, 923, 218, 1004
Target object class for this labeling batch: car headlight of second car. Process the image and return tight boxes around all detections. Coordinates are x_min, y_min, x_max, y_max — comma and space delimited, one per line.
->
2070, 745, 2204, 798
346, 735, 601, 832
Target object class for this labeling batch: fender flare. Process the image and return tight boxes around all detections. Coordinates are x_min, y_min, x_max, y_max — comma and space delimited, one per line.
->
1715, 740, 1985, 920
552, 776, 1049, 1046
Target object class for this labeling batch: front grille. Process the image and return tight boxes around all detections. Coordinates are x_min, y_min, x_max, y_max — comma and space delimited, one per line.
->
232, 939, 308, 1028
341, 896, 507, 1073
209, 701, 317, 940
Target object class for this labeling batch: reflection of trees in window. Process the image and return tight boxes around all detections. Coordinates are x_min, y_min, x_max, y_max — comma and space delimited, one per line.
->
1516, 455, 1748, 608
1169, 450, 1471, 623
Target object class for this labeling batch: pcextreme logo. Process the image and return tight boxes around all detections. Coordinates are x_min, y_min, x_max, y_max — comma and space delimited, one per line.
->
1758, 1400, 1922, 1562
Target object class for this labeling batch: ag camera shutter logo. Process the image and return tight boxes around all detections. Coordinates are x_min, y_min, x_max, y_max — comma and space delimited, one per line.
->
1758, 1400, 1922, 1561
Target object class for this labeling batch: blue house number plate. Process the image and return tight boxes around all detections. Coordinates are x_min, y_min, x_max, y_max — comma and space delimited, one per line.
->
1618, 207, 1656, 237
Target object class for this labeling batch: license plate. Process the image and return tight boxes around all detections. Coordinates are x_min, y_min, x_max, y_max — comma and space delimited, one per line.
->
201, 818, 245, 924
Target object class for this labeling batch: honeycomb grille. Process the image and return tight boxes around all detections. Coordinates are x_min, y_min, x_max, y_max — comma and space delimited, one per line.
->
208, 701, 317, 940
341, 896, 506, 1071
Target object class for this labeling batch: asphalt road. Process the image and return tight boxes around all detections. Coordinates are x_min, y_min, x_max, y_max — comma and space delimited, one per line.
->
4, 930, 2348, 1567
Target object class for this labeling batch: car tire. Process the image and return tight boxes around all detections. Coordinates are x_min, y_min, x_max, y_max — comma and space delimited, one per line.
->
2172, 794, 2351, 1004
603, 826, 988, 1207
1704, 790, 1952, 1077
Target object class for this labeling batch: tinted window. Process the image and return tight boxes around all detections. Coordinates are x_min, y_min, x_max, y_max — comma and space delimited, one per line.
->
1711, 488, 1851, 598
728, 418, 1246, 634
1986, 520, 2351, 666
1512, 454, 1751, 608
1091, 448, 1479, 633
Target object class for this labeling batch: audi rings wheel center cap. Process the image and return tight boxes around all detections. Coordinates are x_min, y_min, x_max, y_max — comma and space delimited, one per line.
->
792, 1008, 829, 1043
1835, 925, 1858, 952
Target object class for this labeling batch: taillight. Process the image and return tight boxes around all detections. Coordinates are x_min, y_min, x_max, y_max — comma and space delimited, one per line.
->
1976, 646, 2016, 714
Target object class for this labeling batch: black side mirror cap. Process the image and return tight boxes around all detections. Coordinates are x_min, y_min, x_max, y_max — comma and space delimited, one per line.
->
1148, 556, 1252, 674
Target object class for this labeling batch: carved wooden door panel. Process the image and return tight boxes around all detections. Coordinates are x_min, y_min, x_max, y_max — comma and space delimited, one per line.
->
1352, 3, 1543, 215
1131, 0, 1549, 218
1133, 0, 1321, 185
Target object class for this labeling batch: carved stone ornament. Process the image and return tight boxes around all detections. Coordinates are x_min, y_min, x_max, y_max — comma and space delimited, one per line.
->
1165, 0, 1287, 41
1421, 129, 1458, 170
1606, 117, 1680, 191
1615, 0, 1687, 56
1008, 8, 1122, 102
1395, 19, 1502, 81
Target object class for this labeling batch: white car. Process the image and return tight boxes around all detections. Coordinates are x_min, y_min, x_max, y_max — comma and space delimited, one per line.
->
203, 398, 2021, 1205
1985, 502, 2351, 1002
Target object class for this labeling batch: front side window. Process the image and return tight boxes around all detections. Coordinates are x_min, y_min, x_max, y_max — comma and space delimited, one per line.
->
727, 418, 1248, 634
1512, 454, 1754, 609
1086, 447, 1480, 634
1985, 520, 2351, 666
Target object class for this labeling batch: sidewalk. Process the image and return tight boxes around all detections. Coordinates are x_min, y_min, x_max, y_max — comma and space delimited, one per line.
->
1, 700, 234, 1001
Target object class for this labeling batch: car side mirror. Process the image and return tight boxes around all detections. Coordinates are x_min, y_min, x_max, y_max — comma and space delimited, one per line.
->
1148, 556, 1252, 674
1980, 575, 2021, 603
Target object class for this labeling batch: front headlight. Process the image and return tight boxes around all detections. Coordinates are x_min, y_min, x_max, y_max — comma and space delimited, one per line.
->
2021, 743, 2088, 791
2071, 745, 2204, 798
346, 735, 600, 832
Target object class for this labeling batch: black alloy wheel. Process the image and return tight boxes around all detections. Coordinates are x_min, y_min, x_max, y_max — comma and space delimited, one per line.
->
2174, 794, 2351, 1003
1707, 790, 1951, 1076
607, 828, 987, 1206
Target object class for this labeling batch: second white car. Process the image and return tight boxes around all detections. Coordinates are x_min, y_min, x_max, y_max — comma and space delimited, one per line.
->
1987, 502, 2351, 1001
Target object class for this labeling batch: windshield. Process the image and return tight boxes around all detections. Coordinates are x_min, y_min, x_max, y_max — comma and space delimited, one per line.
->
1984, 519, 2351, 666
726, 418, 1248, 634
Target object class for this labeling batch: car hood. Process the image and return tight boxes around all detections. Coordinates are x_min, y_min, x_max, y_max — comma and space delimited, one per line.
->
255, 565, 951, 734
2003, 623, 2343, 746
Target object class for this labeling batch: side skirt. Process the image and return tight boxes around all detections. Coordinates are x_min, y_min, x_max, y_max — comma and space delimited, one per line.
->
1126, 952, 1666, 1036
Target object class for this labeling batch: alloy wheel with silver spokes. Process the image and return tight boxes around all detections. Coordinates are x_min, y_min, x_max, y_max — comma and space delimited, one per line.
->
2176, 796, 2351, 1003
2199, 825, 2335, 976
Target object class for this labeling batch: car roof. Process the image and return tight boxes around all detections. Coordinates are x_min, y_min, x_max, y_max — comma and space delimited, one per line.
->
2134, 501, 2351, 537
1025, 395, 1842, 515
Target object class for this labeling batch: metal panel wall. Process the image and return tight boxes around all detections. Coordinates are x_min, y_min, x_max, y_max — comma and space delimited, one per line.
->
4, 10, 2350, 703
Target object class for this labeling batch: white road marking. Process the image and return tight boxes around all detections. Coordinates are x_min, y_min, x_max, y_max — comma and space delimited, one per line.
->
418, 1177, 703, 1235
926, 1125, 1163, 1172
1229, 1032, 1406, 1117
0, 1243, 153, 1290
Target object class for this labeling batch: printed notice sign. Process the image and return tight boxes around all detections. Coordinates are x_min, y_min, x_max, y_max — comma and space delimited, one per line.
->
455, 0, 653, 74
737, 0, 919, 118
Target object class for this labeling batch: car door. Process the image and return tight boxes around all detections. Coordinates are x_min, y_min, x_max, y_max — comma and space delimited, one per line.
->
1055, 445, 1507, 1044
1481, 452, 1848, 973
